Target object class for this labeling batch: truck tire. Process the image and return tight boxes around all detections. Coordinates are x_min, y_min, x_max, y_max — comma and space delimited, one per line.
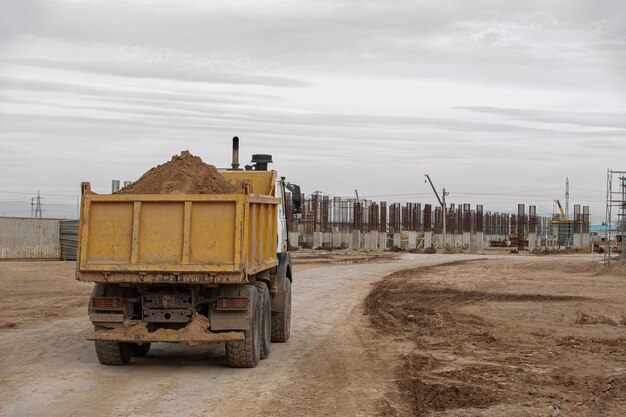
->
132, 343, 151, 357
256, 282, 271, 359
271, 278, 291, 343
94, 327, 133, 365
225, 288, 261, 368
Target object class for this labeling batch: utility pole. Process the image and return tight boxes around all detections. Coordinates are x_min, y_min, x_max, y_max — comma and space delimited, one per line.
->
34, 190, 42, 218
565, 177, 569, 222
442, 187, 447, 249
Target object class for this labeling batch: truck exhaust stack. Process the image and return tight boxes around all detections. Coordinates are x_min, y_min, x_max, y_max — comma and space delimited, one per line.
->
231, 136, 240, 170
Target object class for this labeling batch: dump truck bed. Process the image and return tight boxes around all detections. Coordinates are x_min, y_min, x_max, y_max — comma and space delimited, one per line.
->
77, 176, 280, 284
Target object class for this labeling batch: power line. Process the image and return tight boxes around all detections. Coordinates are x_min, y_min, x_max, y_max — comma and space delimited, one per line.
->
451, 191, 560, 197
358, 192, 433, 198
0, 190, 78, 198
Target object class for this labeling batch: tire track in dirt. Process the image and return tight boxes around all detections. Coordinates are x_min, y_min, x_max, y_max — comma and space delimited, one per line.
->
0, 255, 494, 417
365, 257, 626, 417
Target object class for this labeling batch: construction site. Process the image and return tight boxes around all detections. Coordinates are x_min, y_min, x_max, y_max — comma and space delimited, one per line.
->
0, 145, 624, 417
2, 1, 625, 415
287, 192, 592, 252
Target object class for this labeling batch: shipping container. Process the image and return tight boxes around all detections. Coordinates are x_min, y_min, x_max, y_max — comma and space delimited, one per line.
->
0, 217, 61, 260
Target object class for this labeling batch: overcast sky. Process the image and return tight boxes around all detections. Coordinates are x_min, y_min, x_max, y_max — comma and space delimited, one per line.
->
1, 0, 625, 220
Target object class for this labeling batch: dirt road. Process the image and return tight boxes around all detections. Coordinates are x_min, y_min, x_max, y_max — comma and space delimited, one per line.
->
0, 254, 483, 417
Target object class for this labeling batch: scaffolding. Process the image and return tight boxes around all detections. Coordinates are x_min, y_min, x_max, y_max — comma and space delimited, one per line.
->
605, 169, 626, 264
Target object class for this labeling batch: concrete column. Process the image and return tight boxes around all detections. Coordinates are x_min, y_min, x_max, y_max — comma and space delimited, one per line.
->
573, 233, 583, 248
288, 232, 300, 248
323, 233, 332, 248
476, 232, 484, 249
301, 233, 313, 248
408, 231, 417, 250
342, 233, 351, 249
393, 233, 401, 248
352, 230, 362, 249
423, 231, 432, 249
378, 232, 387, 250
363, 233, 372, 250
370, 231, 379, 250
462, 232, 471, 249
581, 233, 590, 248
313, 232, 323, 249
528, 232, 537, 251
332, 232, 342, 249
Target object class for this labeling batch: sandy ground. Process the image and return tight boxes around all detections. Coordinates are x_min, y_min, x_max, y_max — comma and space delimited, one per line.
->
366, 256, 626, 417
0, 253, 621, 417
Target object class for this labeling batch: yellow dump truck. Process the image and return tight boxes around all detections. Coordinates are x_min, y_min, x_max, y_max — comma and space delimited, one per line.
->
77, 139, 301, 367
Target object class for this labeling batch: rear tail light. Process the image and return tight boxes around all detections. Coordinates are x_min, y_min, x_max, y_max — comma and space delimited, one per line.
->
92, 297, 124, 310
215, 297, 249, 311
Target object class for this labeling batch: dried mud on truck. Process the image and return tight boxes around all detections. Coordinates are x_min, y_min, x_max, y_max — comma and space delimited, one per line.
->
76, 138, 302, 367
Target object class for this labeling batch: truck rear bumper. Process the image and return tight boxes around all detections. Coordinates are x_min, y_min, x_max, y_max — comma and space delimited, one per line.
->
86, 314, 244, 345
77, 271, 246, 284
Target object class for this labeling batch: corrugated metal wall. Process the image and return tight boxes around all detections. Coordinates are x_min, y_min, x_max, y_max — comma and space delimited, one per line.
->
60, 219, 79, 261
0, 217, 61, 260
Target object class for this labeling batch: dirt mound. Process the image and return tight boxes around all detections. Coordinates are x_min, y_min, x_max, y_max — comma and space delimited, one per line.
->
575, 311, 622, 326
118, 150, 237, 195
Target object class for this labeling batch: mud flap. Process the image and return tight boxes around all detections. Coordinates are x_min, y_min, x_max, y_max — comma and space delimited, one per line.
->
209, 284, 255, 331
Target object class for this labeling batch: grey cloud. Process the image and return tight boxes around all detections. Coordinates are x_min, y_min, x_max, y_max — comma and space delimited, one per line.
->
8, 58, 312, 88
2, 83, 624, 144
6, 0, 625, 88
0, 94, 31, 105
2, 101, 623, 156
0, 75, 280, 105
457, 106, 626, 129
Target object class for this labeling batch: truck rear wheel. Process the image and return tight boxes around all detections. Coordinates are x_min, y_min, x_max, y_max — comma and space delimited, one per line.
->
94, 327, 133, 365
225, 288, 261, 368
271, 278, 291, 343
256, 282, 271, 359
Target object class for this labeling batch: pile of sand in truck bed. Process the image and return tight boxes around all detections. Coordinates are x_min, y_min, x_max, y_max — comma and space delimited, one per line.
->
117, 150, 237, 194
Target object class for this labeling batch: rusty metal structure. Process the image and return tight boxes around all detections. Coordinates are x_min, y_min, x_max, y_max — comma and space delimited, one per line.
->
285, 193, 568, 249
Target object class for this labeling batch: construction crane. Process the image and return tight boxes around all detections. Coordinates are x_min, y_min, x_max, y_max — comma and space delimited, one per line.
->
424, 174, 443, 207
554, 199, 568, 221
424, 174, 448, 249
